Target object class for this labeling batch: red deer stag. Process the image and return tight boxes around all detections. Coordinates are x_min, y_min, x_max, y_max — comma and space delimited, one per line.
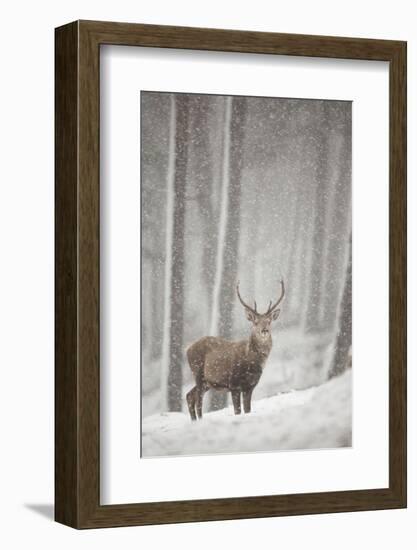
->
186, 280, 285, 420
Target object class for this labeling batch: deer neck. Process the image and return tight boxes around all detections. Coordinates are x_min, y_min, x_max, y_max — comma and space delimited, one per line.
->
248, 333, 272, 360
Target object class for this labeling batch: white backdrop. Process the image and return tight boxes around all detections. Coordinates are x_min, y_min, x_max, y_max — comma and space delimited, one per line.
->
0, 1, 415, 549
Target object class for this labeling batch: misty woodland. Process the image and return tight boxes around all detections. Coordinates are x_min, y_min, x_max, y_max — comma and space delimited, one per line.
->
141, 91, 352, 458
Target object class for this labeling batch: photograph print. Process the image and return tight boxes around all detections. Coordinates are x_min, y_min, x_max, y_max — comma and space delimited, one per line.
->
141, 91, 352, 458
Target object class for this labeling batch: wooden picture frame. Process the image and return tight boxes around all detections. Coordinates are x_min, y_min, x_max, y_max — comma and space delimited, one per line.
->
55, 20, 406, 529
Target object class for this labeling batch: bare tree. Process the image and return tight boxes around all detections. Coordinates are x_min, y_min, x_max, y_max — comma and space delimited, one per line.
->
320, 106, 352, 330
328, 235, 352, 378
305, 102, 332, 333
219, 96, 247, 336
162, 94, 190, 411
141, 93, 171, 362
209, 96, 248, 410
189, 96, 219, 320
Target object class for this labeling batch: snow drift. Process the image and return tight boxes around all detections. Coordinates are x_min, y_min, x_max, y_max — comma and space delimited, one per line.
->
142, 369, 352, 458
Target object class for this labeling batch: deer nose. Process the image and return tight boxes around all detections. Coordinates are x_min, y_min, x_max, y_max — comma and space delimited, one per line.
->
261, 329, 269, 335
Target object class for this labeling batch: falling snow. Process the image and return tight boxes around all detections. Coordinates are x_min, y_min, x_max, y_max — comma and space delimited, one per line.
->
141, 91, 352, 458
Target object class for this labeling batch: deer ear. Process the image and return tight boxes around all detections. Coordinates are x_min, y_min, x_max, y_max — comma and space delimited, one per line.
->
245, 309, 257, 322
270, 309, 280, 321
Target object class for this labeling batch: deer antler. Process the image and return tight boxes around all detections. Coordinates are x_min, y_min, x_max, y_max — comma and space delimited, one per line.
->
265, 279, 285, 315
236, 281, 257, 315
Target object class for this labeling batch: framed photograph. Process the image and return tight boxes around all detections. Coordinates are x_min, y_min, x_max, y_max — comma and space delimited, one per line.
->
55, 20, 406, 528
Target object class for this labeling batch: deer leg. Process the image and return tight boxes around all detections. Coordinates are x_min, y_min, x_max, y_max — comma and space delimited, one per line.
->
186, 386, 197, 421
231, 390, 242, 415
243, 388, 254, 413
195, 384, 208, 420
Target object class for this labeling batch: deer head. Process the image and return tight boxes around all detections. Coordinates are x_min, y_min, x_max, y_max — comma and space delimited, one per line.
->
236, 280, 285, 344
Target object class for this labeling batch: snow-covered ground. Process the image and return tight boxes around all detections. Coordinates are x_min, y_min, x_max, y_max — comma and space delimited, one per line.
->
142, 369, 351, 457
